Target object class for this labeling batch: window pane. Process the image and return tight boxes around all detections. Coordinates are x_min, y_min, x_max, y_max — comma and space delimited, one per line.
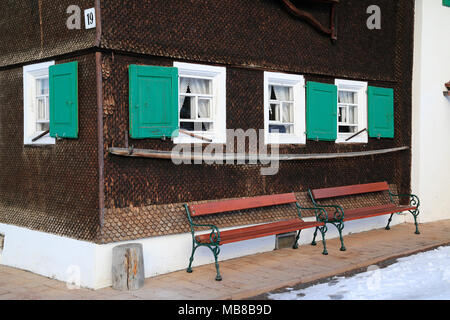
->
201, 122, 213, 132
349, 105, 357, 124
180, 96, 195, 120
180, 122, 194, 131
269, 103, 280, 121
338, 125, 357, 134
181, 77, 211, 95
338, 106, 347, 123
285, 124, 293, 134
36, 122, 49, 133
198, 98, 211, 119
269, 124, 293, 134
36, 78, 49, 96
271, 85, 293, 101
338, 91, 356, 104
270, 86, 277, 100
281, 102, 293, 123
37, 97, 46, 121
180, 122, 213, 132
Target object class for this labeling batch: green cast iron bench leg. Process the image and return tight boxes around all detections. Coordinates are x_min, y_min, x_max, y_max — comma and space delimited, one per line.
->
386, 210, 420, 234
315, 222, 345, 252
412, 210, 420, 234
311, 227, 319, 246
187, 242, 222, 281
333, 222, 346, 251
293, 230, 301, 249
319, 226, 328, 255
310, 226, 328, 255
212, 246, 222, 281
385, 213, 394, 230
186, 240, 198, 274
387, 192, 421, 234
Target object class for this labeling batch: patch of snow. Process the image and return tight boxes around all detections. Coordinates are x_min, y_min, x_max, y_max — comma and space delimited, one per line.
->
268, 246, 450, 300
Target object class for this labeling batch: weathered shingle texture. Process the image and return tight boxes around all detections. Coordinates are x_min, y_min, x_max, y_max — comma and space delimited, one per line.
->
0, 0, 96, 67
0, 0, 414, 243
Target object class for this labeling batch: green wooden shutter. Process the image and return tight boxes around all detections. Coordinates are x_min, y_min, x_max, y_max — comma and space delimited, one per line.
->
49, 61, 78, 138
129, 65, 179, 139
444, 0, 450, 7
306, 81, 337, 141
368, 86, 394, 138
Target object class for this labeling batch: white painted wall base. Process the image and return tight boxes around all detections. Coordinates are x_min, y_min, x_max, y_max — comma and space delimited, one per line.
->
0, 214, 405, 290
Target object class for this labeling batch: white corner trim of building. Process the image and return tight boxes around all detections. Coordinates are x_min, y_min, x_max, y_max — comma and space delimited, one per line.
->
412, 0, 450, 223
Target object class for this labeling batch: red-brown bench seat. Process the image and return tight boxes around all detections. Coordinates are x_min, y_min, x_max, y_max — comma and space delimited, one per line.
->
309, 182, 420, 252
195, 219, 324, 245
329, 204, 417, 222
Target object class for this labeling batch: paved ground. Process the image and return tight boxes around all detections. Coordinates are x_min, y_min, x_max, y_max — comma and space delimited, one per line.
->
1, 220, 450, 300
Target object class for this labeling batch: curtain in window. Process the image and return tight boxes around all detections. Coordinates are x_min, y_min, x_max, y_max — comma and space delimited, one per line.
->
338, 91, 355, 104
272, 85, 292, 102
281, 105, 293, 123
271, 86, 293, 123
179, 77, 190, 107
188, 78, 211, 118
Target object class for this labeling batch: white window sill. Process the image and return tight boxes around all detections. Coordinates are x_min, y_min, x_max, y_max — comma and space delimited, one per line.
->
265, 134, 305, 145
336, 134, 368, 144
173, 133, 225, 145
24, 135, 56, 146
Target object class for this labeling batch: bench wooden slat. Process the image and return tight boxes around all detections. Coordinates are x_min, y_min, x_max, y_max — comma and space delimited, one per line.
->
195, 219, 324, 245
346, 204, 396, 214
219, 220, 323, 244
324, 204, 417, 222
344, 205, 417, 221
311, 181, 390, 200
189, 192, 297, 217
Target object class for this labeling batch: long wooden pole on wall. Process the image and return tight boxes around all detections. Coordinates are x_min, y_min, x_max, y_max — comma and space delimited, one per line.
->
108, 146, 409, 162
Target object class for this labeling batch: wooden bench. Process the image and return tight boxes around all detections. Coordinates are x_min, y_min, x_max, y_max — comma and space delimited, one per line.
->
184, 193, 327, 281
308, 181, 420, 254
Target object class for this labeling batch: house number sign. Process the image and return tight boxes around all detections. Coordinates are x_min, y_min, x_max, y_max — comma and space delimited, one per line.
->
84, 8, 96, 29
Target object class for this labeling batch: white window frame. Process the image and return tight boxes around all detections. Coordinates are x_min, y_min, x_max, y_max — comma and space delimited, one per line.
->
23, 61, 55, 145
264, 71, 306, 145
173, 62, 226, 144
335, 79, 368, 144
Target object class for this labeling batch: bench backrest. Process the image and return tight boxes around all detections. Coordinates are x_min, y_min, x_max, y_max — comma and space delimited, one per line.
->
310, 182, 389, 201
188, 193, 297, 217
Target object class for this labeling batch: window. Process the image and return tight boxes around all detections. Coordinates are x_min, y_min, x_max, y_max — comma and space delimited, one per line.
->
269, 85, 294, 134
35, 77, 50, 133
173, 62, 226, 144
335, 79, 368, 143
264, 72, 305, 144
179, 77, 213, 133
23, 61, 55, 145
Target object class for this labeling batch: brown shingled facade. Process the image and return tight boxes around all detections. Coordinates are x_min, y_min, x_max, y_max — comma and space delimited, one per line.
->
0, 0, 414, 244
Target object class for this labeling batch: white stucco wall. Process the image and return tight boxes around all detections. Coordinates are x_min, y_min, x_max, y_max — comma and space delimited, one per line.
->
412, 0, 450, 222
